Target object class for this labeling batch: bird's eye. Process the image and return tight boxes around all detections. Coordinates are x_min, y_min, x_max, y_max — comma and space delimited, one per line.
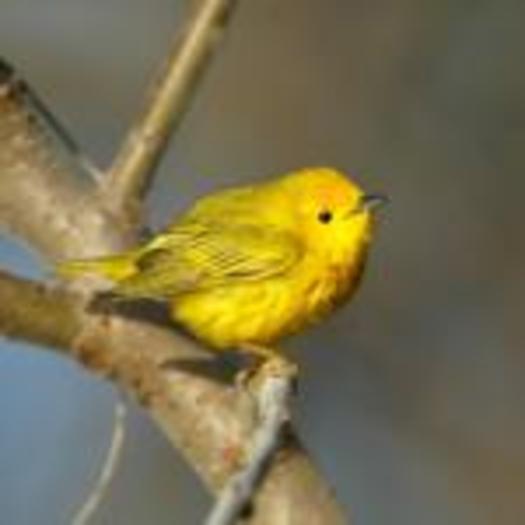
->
317, 210, 333, 224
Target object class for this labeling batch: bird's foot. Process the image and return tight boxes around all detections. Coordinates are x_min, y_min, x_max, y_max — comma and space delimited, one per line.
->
235, 343, 299, 392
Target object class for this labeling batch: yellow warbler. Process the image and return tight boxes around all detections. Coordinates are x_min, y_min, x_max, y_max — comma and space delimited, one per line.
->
58, 167, 386, 351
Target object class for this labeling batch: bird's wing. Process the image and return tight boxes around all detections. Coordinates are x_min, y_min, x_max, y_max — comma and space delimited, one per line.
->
114, 221, 302, 299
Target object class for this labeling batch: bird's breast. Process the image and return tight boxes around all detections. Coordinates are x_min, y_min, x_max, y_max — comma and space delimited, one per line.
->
170, 255, 364, 350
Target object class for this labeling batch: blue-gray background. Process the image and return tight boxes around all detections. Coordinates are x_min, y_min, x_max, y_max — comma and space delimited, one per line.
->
1, 1, 525, 524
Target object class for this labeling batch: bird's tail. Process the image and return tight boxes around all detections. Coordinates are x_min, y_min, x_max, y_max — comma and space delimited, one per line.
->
56, 252, 137, 283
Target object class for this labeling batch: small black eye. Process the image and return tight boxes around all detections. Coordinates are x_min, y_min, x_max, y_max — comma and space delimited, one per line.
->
317, 210, 333, 224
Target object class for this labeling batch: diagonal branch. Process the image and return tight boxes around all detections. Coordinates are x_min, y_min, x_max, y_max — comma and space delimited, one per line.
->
0, 61, 127, 260
0, 269, 82, 348
103, 0, 239, 226
0, 270, 347, 524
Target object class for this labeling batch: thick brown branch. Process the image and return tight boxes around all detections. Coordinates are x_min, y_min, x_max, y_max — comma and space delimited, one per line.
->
0, 270, 346, 524
0, 61, 127, 259
0, 269, 82, 348
103, 0, 239, 225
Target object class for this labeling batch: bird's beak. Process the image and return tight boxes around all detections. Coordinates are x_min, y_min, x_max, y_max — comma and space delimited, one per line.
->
346, 192, 389, 218
359, 193, 389, 212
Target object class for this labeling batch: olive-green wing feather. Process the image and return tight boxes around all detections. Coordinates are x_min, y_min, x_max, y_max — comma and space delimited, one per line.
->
114, 221, 302, 299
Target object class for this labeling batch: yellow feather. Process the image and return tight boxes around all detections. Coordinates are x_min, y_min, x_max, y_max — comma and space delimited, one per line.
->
56, 252, 137, 282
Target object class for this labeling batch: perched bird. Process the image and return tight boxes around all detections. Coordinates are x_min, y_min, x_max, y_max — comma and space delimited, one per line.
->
58, 167, 386, 355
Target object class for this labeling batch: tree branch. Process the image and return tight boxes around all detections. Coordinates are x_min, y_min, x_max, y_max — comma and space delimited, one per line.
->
71, 400, 127, 525
103, 0, 239, 226
0, 270, 346, 524
0, 269, 81, 348
0, 61, 128, 259
0, 2, 349, 520
206, 363, 296, 525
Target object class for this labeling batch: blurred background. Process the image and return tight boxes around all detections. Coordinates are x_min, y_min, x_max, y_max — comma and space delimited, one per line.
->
1, 0, 525, 523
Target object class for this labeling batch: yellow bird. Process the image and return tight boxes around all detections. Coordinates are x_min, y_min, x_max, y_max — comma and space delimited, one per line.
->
58, 167, 386, 353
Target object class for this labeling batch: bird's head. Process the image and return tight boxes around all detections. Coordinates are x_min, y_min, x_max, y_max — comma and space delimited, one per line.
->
277, 167, 387, 264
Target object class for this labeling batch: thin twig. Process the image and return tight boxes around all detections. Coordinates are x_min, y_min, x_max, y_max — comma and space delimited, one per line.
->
71, 397, 127, 525
103, 0, 239, 222
206, 361, 297, 525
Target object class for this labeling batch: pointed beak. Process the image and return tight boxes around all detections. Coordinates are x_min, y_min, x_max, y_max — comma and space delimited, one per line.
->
359, 193, 389, 212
